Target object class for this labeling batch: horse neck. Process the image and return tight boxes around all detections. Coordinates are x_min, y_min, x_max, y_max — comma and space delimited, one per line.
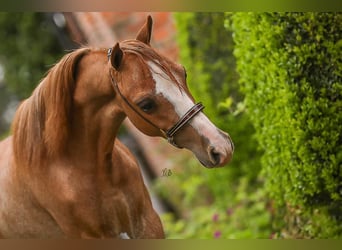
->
67, 103, 125, 168
12, 48, 127, 175
67, 54, 126, 168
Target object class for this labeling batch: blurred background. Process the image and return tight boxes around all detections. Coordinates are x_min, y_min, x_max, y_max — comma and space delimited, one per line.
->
0, 12, 341, 239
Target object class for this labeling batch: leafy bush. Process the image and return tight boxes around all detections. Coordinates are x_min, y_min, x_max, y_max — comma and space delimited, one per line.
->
231, 12, 342, 238
0, 13, 62, 99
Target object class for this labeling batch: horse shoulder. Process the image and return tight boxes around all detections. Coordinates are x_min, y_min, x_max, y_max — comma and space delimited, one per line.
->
112, 139, 141, 179
0, 136, 13, 217
0, 136, 15, 201
112, 139, 164, 238
0, 136, 13, 172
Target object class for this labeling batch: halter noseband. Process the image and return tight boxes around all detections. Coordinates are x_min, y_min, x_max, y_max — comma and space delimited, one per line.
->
108, 48, 204, 148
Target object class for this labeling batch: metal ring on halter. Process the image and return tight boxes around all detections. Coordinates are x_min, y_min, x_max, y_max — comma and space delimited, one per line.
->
108, 48, 205, 148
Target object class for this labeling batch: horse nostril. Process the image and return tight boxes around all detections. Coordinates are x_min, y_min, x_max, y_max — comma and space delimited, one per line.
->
209, 147, 221, 166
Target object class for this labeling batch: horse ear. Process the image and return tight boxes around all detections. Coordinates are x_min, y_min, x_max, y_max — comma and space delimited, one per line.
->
136, 15, 153, 45
110, 42, 124, 71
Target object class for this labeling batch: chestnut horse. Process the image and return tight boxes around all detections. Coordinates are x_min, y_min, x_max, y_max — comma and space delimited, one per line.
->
0, 16, 233, 238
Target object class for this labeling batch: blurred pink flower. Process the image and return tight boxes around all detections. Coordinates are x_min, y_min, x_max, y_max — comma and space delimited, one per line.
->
269, 232, 276, 239
212, 213, 219, 222
214, 230, 222, 239
226, 208, 234, 216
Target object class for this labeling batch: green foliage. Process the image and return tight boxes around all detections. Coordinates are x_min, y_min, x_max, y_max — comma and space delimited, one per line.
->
0, 13, 62, 99
156, 12, 341, 239
231, 12, 342, 238
154, 156, 272, 239
173, 12, 262, 183
154, 13, 266, 239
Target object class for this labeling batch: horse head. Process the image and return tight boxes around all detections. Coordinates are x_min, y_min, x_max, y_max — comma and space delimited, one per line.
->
109, 16, 234, 167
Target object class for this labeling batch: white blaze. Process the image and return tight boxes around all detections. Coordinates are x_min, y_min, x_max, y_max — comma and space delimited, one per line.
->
148, 61, 193, 117
148, 61, 220, 139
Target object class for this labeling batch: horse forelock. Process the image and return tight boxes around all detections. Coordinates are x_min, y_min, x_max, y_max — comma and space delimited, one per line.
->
120, 40, 182, 89
12, 48, 90, 166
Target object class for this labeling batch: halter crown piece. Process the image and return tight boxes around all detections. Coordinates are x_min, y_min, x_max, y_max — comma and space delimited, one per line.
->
108, 48, 204, 148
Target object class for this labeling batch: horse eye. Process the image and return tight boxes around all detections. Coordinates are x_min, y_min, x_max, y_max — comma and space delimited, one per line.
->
137, 99, 156, 113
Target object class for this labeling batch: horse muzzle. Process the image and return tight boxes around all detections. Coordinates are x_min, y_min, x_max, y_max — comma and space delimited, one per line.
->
203, 131, 234, 168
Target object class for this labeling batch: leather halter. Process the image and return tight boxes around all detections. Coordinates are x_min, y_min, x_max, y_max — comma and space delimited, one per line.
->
108, 48, 204, 148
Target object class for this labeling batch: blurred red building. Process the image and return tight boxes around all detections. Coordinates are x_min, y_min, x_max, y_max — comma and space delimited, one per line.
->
65, 12, 178, 60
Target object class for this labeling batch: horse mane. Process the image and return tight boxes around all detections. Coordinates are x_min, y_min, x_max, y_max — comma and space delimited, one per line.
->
12, 47, 90, 166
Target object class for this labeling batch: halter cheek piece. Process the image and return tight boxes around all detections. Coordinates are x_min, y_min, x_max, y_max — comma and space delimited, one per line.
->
107, 48, 204, 148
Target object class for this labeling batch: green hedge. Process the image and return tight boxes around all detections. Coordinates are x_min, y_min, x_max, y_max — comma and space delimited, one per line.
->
231, 12, 341, 238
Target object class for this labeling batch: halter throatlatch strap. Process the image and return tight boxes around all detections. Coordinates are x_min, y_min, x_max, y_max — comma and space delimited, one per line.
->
108, 48, 204, 148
